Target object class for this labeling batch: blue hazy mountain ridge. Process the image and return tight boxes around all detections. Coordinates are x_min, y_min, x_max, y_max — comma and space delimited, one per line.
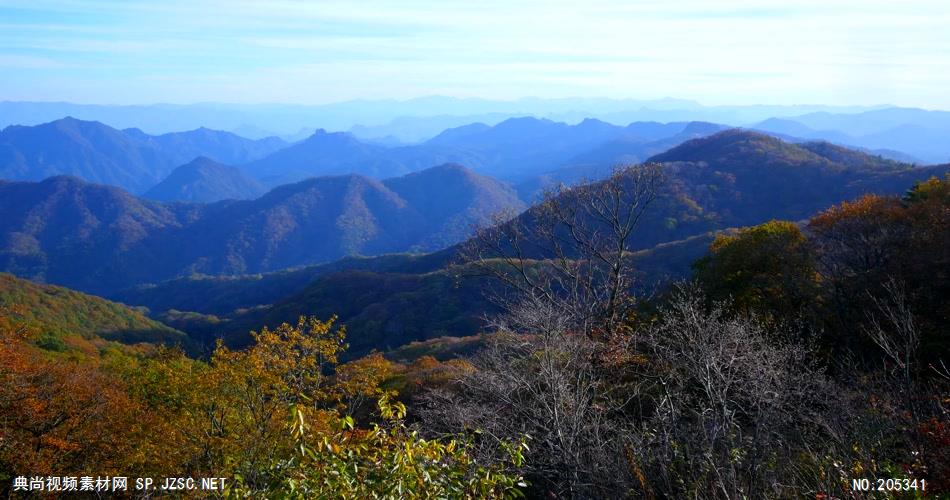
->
0, 164, 525, 294
243, 118, 615, 185
349, 113, 512, 143
0, 117, 170, 193
244, 117, 719, 187
0, 117, 287, 193
750, 120, 926, 164
0, 115, 730, 197
419, 117, 633, 179
242, 129, 413, 185
5, 100, 937, 164
754, 108, 950, 164
514, 121, 729, 201
0, 98, 886, 136
381, 163, 526, 250
143, 157, 267, 202
131, 127, 288, 166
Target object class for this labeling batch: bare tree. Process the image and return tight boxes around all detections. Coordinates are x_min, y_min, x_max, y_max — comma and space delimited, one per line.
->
628, 286, 833, 499
460, 164, 663, 340
418, 297, 633, 498
419, 285, 848, 498
865, 280, 920, 409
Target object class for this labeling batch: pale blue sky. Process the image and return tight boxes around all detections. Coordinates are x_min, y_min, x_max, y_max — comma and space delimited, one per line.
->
1, 0, 948, 107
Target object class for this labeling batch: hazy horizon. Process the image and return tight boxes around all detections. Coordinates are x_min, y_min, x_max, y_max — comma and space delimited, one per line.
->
0, 96, 939, 111
3, 1, 949, 108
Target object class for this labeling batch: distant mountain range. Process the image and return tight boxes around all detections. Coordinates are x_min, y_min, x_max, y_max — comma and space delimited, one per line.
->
125, 126, 287, 166
515, 121, 729, 201
0, 164, 524, 294
245, 117, 730, 187
752, 107, 950, 164
243, 129, 420, 184
0, 117, 286, 193
0, 116, 728, 196
5, 111, 945, 206
0, 98, 885, 136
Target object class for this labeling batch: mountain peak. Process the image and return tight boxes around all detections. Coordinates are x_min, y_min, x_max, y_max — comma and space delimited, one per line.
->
577, 117, 611, 128
48, 116, 108, 129
424, 162, 470, 173
144, 158, 265, 203
40, 174, 91, 187
681, 121, 729, 135
494, 116, 554, 130
647, 128, 904, 172
424, 123, 491, 145
646, 129, 824, 165
183, 155, 222, 167
799, 141, 907, 169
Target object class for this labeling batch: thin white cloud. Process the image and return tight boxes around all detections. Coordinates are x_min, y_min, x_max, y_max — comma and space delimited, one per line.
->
0, 0, 947, 106
0, 54, 71, 68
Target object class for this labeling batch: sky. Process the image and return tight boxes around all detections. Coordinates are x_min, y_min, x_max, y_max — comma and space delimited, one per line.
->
1, 0, 949, 108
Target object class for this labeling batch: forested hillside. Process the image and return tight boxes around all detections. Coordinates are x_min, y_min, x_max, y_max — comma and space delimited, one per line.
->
0, 165, 523, 293
0, 273, 187, 349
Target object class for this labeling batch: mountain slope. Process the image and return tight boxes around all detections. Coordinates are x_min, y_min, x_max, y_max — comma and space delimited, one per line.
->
0, 117, 171, 192
146, 166, 525, 275
789, 108, 950, 163
0, 273, 185, 348
0, 118, 288, 193
144, 157, 266, 202
3, 130, 944, 305
243, 130, 402, 185
170, 174, 425, 275
110, 253, 446, 317
418, 117, 629, 180
0, 176, 197, 293
224, 267, 498, 356
643, 129, 939, 225
515, 121, 729, 201
135, 127, 287, 166
119, 232, 726, 359
382, 163, 526, 250
505, 130, 949, 260
797, 141, 906, 169
0, 165, 526, 294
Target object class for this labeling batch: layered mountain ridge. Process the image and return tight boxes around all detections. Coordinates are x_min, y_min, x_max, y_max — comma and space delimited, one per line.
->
110, 131, 950, 355
0, 164, 524, 294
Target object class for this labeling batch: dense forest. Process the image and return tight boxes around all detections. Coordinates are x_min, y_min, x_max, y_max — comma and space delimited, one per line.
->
1, 167, 947, 497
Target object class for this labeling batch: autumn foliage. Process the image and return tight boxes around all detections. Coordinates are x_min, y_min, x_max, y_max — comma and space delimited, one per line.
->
0, 309, 525, 497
